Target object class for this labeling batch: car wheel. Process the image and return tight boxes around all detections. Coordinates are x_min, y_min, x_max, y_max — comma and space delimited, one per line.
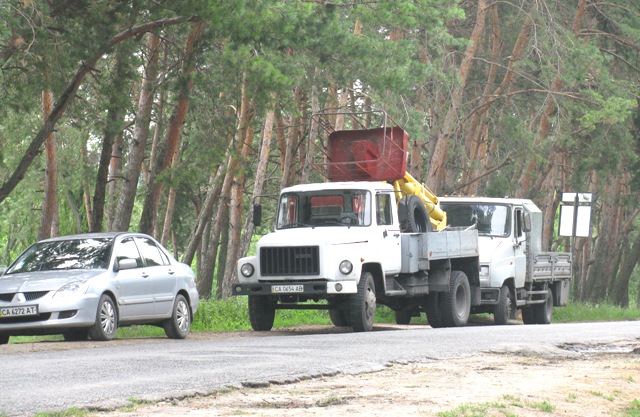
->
425, 292, 445, 328
0, 334, 9, 345
88, 294, 117, 341
63, 329, 89, 341
164, 294, 191, 339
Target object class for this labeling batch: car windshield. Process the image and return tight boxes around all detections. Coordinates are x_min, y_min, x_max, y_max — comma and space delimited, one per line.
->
276, 190, 371, 229
441, 203, 511, 237
4, 238, 113, 274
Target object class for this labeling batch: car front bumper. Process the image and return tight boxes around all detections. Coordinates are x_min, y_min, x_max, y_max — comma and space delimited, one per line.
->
0, 293, 100, 336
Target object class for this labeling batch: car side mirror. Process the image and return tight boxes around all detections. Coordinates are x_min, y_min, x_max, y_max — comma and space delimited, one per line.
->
116, 258, 138, 271
253, 204, 262, 227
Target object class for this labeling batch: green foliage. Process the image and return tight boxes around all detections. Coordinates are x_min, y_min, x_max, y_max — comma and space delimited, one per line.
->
553, 302, 640, 323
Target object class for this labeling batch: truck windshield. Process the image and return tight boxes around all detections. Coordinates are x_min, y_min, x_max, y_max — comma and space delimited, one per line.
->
276, 190, 371, 229
441, 203, 511, 237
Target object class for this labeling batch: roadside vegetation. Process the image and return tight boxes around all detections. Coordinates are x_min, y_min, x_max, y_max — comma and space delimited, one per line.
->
7, 300, 640, 344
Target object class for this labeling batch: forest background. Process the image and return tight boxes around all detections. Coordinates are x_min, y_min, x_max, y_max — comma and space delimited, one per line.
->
0, 0, 639, 306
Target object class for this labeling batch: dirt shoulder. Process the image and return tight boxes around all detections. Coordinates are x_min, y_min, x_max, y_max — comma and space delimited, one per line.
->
94, 338, 640, 417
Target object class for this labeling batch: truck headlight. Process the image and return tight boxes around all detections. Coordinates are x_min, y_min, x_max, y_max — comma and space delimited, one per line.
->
480, 265, 490, 277
339, 260, 353, 275
240, 263, 255, 277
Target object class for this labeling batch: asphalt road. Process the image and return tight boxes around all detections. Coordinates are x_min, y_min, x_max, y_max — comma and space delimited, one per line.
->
1, 321, 639, 416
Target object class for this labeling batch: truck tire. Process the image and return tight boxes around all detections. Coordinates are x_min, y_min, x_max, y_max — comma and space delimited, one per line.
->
440, 270, 471, 327
425, 292, 445, 328
494, 284, 513, 325
329, 308, 350, 327
248, 295, 276, 331
349, 271, 376, 332
395, 307, 415, 325
398, 195, 431, 233
521, 306, 535, 324
532, 290, 553, 324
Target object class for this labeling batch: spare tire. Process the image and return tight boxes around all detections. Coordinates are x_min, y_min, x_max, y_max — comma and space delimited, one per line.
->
398, 194, 432, 233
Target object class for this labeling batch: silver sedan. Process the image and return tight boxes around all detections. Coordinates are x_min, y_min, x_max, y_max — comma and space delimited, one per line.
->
0, 232, 199, 344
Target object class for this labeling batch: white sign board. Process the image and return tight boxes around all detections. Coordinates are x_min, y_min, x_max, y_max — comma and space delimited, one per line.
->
559, 205, 592, 237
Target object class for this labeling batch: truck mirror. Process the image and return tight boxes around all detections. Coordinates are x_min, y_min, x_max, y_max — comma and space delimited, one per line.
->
523, 212, 531, 232
253, 204, 262, 227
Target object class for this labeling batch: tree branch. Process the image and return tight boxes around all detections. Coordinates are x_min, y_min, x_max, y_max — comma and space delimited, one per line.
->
0, 16, 199, 203
452, 156, 513, 192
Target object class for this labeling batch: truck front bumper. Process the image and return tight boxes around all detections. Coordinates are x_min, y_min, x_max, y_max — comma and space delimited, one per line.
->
232, 280, 357, 296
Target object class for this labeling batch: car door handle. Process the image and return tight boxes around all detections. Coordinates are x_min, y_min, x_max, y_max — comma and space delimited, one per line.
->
168, 269, 176, 275
141, 272, 149, 278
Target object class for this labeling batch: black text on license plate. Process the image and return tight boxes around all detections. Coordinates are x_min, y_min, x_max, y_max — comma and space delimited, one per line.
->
271, 285, 304, 293
0, 305, 38, 317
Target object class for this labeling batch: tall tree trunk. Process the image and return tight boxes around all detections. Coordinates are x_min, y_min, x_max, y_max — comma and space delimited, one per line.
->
91, 53, 127, 232
427, 0, 488, 193
112, 33, 161, 231
106, 132, 124, 231
38, 89, 59, 241
240, 98, 276, 257
160, 144, 181, 248
140, 21, 204, 235
181, 149, 229, 266
221, 78, 255, 298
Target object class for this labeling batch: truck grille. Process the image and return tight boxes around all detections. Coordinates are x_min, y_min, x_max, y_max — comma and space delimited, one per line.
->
260, 246, 320, 276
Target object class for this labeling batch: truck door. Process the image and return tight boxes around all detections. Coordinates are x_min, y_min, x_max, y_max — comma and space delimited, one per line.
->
513, 207, 527, 287
376, 192, 402, 275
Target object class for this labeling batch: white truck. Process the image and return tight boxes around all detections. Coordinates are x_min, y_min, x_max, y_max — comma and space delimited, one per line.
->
438, 196, 571, 325
232, 111, 571, 331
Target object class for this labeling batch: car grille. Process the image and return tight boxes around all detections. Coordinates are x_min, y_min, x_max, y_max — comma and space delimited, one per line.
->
260, 246, 320, 276
0, 291, 50, 302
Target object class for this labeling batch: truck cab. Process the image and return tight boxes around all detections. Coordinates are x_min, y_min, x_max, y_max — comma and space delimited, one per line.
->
439, 196, 571, 324
234, 181, 406, 331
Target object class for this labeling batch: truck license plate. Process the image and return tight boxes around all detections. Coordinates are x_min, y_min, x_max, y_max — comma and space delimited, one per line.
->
271, 285, 304, 293
0, 305, 38, 318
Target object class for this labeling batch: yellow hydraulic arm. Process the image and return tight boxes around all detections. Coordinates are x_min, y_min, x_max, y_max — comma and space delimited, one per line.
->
392, 172, 447, 230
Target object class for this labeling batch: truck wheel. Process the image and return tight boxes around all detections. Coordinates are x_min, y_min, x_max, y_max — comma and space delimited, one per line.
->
521, 306, 535, 324
398, 195, 431, 233
248, 295, 276, 331
441, 271, 471, 327
425, 292, 445, 328
329, 308, 350, 327
532, 290, 553, 324
395, 307, 415, 325
494, 284, 513, 325
349, 272, 376, 332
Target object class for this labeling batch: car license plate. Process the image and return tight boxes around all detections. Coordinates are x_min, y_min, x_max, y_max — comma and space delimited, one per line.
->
271, 285, 304, 293
0, 305, 38, 318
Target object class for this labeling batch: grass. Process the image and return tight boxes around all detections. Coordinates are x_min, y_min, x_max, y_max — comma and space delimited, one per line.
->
7, 300, 640, 344
623, 399, 640, 417
436, 397, 555, 417
32, 408, 89, 417
553, 302, 640, 323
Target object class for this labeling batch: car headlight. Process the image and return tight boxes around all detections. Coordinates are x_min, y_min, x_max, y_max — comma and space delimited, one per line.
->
339, 260, 353, 275
53, 280, 90, 298
479, 265, 490, 277
240, 263, 255, 277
